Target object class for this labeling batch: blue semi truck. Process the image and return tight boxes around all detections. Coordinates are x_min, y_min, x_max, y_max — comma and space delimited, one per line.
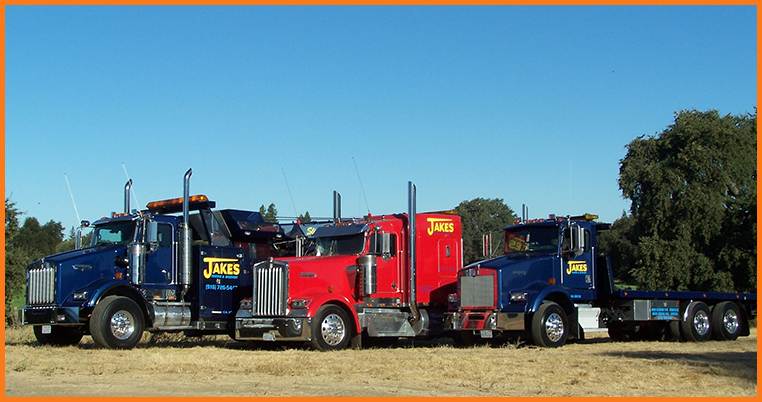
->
445, 214, 757, 347
19, 169, 310, 349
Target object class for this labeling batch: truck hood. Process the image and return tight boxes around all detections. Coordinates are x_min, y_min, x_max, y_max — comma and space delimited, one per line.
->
40, 245, 117, 265
280, 254, 358, 272
35, 245, 127, 305
476, 254, 558, 309
275, 254, 359, 298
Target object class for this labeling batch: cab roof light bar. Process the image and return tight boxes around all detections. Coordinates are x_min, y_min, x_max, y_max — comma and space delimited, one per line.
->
513, 213, 599, 225
146, 194, 216, 214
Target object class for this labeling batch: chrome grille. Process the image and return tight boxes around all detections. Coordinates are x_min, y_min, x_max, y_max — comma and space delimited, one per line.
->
27, 262, 56, 305
459, 275, 495, 308
253, 259, 288, 316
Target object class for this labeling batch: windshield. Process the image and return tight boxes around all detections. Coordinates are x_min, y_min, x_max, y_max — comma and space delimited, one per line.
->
505, 226, 559, 255
91, 221, 137, 247
315, 233, 365, 256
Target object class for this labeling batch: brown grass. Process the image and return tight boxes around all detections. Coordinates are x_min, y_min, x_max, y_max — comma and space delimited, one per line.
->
4, 327, 757, 397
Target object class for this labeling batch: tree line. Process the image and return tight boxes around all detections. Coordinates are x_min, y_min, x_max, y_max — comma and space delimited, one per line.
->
5, 108, 756, 325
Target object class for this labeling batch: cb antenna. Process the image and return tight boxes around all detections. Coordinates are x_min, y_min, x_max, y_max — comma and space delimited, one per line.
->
352, 157, 371, 215
121, 162, 140, 209
64, 173, 81, 224
281, 167, 299, 218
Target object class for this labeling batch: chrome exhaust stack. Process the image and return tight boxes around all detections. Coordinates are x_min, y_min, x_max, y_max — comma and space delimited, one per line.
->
333, 191, 341, 223
124, 179, 133, 213
408, 181, 421, 327
179, 169, 193, 299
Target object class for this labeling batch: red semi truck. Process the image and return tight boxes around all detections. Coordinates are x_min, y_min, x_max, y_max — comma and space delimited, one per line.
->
234, 182, 463, 350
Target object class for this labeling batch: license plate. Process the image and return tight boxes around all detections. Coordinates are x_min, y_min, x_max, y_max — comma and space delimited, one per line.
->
42, 325, 52, 334
480, 330, 493, 339
262, 333, 276, 341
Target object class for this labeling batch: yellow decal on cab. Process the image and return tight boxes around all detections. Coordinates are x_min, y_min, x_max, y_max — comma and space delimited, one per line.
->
426, 218, 455, 236
566, 261, 588, 275
203, 257, 241, 279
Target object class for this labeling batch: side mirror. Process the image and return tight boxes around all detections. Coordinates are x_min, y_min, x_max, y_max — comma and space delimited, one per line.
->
370, 232, 392, 260
564, 225, 586, 257
146, 221, 159, 252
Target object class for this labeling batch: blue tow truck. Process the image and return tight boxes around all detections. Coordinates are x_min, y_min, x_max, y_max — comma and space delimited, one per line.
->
19, 169, 304, 349
445, 214, 757, 347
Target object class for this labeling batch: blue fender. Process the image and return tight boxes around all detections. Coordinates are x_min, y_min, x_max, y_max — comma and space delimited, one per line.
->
528, 285, 575, 315
527, 285, 580, 339
82, 279, 142, 307
82, 279, 152, 324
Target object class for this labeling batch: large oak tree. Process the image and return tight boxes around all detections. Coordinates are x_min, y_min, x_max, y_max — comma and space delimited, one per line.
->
616, 109, 756, 292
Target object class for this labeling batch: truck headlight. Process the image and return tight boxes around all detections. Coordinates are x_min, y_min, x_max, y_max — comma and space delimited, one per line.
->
510, 292, 528, 303
290, 299, 308, 309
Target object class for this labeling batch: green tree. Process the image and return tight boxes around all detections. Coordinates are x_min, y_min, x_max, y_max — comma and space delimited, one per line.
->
618, 109, 756, 292
298, 211, 312, 223
12, 217, 65, 258
57, 227, 94, 253
259, 203, 278, 223
455, 198, 517, 265
5, 198, 28, 325
5, 198, 68, 325
5, 197, 21, 240
597, 212, 638, 285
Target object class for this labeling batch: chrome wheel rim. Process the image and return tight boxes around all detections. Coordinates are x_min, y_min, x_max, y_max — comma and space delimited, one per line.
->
723, 310, 740, 335
545, 313, 564, 342
110, 310, 135, 341
693, 310, 710, 336
320, 313, 346, 346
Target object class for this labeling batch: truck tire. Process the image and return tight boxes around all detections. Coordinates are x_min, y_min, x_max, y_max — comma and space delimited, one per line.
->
668, 320, 683, 342
310, 305, 351, 351
33, 326, 83, 346
710, 301, 742, 341
531, 302, 568, 347
90, 296, 145, 349
680, 302, 711, 342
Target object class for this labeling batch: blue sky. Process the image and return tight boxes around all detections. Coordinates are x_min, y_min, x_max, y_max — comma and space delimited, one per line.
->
5, 5, 757, 233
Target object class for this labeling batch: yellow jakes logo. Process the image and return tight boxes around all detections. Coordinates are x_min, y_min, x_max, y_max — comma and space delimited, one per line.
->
203, 257, 241, 279
566, 261, 588, 275
427, 218, 455, 236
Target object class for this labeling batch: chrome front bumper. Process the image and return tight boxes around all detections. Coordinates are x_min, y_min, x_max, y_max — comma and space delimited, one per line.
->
234, 316, 312, 342
445, 311, 526, 331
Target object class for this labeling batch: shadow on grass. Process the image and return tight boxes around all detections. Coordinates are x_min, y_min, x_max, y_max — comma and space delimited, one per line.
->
598, 349, 757, 382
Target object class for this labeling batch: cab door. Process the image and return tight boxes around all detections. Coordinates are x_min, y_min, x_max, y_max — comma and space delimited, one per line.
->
144, 222, 175, 286
561, 224, 595, 300
372, 233, 403, 299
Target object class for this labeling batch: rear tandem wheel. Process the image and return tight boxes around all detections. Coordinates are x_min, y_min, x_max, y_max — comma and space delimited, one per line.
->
680, 302, 712, 342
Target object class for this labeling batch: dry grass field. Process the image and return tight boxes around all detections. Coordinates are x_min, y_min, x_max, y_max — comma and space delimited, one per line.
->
4, 326, 757, 397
